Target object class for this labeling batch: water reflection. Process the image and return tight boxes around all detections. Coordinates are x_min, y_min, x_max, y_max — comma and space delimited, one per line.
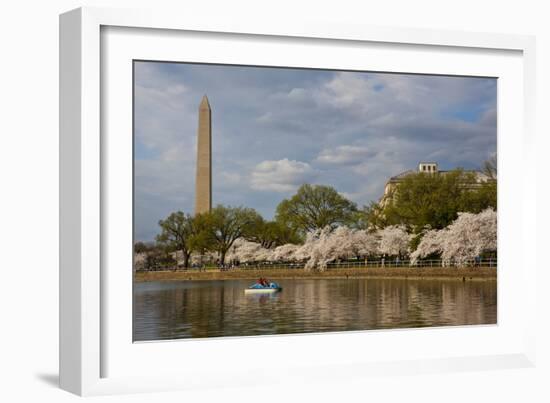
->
133, 279, 497, 341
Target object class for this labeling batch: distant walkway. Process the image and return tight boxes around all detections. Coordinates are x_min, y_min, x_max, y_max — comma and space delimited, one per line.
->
135, 266, 497, 282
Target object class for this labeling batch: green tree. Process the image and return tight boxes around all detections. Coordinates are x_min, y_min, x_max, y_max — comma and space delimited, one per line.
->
382, 169, 496, 233
246, 218, 302, 248
134, 241, 153, 254
192, 205, 262, 265
358, 201, 388, 231
461, 180, 497, 212
156, 211, 195, 269
275, 184, 357, 234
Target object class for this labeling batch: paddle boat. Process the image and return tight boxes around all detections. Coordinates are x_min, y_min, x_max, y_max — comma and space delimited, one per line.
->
244, 280, 282, 294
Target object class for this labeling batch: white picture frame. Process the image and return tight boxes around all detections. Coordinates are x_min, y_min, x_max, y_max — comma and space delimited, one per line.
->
59, 6, 537, 396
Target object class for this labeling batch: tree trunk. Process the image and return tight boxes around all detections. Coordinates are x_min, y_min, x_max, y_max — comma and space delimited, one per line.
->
183, 250, 190, 269
220, 250, 226, 266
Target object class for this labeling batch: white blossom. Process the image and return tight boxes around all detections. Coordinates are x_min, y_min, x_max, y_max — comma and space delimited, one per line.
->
304, 226, 343, 271
410, 229, 444, 265
225, 238, 272, 263
353, 229, 380, 256
293, 230, 322, 262
411, 208, 497, 266
440, 208, 497, 265
268, 243, 300, 262
303, 226, 379, 271
193, 209, 496, 270
377, 225, 411, 257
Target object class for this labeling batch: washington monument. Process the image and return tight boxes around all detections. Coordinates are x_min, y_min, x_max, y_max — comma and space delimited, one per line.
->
194, 95, 212, 215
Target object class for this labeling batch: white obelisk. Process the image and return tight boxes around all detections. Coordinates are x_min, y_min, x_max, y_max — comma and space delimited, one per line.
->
194, 95, 212, 215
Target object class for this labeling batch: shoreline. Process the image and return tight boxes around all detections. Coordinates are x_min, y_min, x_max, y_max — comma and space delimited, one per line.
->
134, 267, 497, 282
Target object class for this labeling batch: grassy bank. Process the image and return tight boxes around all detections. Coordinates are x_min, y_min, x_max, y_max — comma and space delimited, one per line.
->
134, 267, 497, 282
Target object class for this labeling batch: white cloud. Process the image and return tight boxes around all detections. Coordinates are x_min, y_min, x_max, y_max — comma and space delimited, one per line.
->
316, 145, 376, 165
250, 159, 317, 192
133, 61, 496, 240
322, 73, 372, 108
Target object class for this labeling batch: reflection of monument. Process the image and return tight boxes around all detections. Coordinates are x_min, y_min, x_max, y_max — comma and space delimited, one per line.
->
195, 95, 212, 215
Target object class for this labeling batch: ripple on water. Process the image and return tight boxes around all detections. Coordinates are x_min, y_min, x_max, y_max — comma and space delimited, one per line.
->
133, 278, 497, 341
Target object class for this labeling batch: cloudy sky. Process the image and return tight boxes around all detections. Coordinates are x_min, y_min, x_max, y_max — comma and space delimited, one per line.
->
134, 61, 497, 241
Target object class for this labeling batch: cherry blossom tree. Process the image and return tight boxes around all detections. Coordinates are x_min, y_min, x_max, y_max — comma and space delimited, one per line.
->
207, 210, 495, 271
293, 229, 322, 263
199, 225, 379, 270
353, 229, 380, 257
377, 225, 411, 257
439, 208, 496, 265
304, 226, 336, 271
225, 238, 272, 263
410, 229, 444, 265
303, 226, 380, 271
411, 208, 497, 266
268, 243, 300, 262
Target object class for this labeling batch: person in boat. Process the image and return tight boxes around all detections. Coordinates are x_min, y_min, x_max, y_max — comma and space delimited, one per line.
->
257, 277, 269, 287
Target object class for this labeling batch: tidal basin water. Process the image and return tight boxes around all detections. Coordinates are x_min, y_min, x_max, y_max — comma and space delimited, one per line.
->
133, 278, 497, 341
